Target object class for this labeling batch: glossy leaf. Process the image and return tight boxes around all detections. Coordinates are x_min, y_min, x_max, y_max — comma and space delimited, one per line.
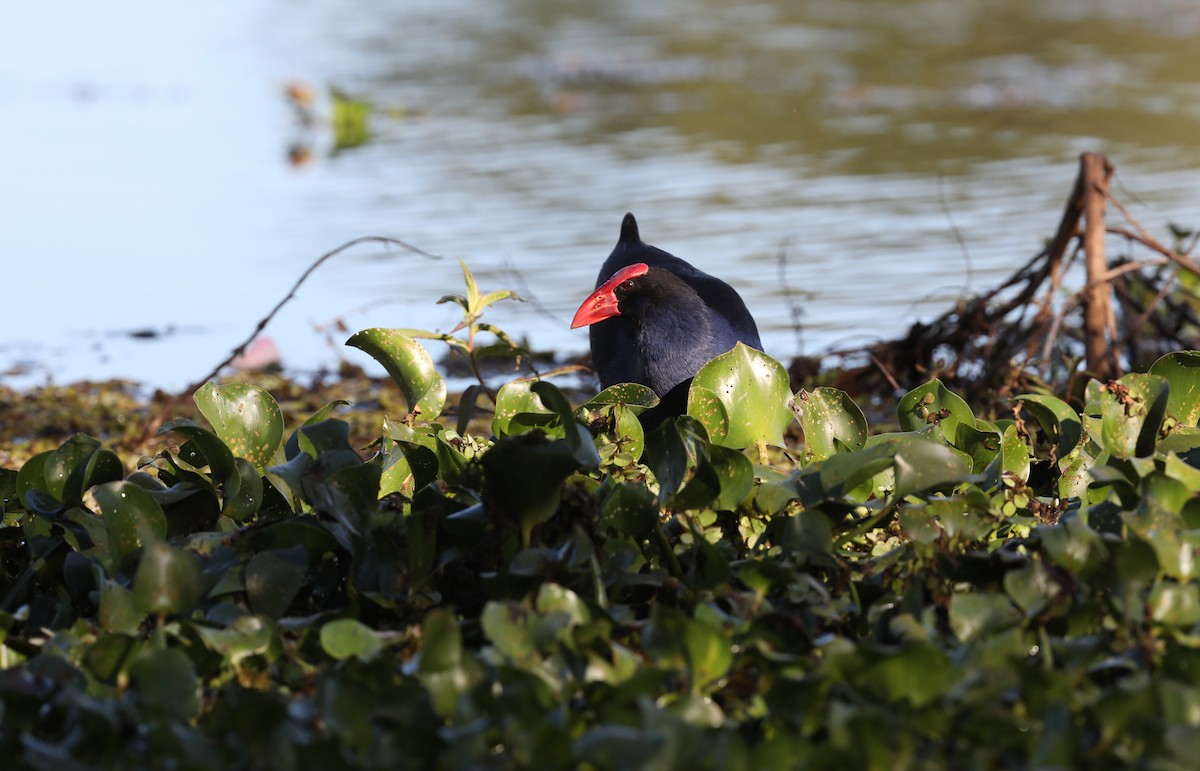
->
94, 480, 167, 573
1149, 350, 1200, 426
320, 618, 385, 661
194, 382, 284, 469
346, 328, 446, 420
132, 542, 203, 617
795, 386, 868, 463
898, 379, 975, 446
1016, 393, 1083, 462
246, 546, 307, 619
688, 343, 793, 450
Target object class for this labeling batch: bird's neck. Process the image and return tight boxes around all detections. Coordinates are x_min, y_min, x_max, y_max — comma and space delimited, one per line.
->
634, 298, 715, 395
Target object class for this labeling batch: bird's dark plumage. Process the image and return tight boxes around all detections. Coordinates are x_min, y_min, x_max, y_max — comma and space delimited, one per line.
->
573, 213, 762, 399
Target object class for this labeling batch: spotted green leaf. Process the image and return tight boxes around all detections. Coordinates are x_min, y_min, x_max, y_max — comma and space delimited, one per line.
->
346, 328, 446, 420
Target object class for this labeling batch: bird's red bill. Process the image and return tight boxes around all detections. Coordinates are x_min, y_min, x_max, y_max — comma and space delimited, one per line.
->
571, 263, 650, 328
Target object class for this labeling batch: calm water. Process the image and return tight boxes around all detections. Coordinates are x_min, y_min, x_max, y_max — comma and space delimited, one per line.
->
3, 0, 1199, 390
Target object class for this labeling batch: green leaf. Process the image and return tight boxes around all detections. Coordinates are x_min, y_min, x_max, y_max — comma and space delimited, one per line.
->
194, 382, 284, 469
419, 608, 462, 674
898, 380, 975, 446
320, 618, 385, 661
1150, 582, 1200, 626
245, 546, 307, 619
532, 380, 601, 469
481, 601, 534, 662
687, 384, 729, 444
688, 343, 793, 450
1016, 393, 1084, 462
132, 542, 202, 617
892, 438, 971, 500
128, 647, 201, 721
94, 480, 168, 573
999, 424, 1031, 484
600, 482, 660, 539
949, 592, 1017, 642
160, 418, 239, 493
709, 444, 755, 510
795, 386, 868, 463
1004, 560, 1057, 614
1093, 373, 1169, 459
482, 433, 582, 545
346, 328, 446, 420
582, 383, 660, 410
492, 380, 555, 437
1149, 351, 1200, 426
683, 618, 732, 693
284, 399, 351, 460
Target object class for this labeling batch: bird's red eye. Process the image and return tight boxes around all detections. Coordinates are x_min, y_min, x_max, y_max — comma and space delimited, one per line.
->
623, 280, 635, 290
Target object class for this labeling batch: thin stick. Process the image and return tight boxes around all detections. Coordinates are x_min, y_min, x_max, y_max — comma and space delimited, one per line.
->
187, 235, 438, 393
937, 173, 974, 293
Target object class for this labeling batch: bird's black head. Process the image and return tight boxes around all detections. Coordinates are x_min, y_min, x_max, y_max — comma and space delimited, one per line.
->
572, 262, 692, 328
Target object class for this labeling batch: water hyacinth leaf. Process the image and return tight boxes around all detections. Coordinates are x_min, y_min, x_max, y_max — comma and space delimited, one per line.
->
98, 579, 145, 633
583, 382, 660, 410
82, 633, 139, 684
132, 541, 203, 617
1004, 560, 1057, 614
346, 328, 446, 420
296, 418, 355, 458
320, 618, 385, 661
1016, 394, 1083, 461
481, 601, 535, 662
1121, 506, 1195, 580
1149, 350, 1200, 426
709, 444, 755, 510
45, 434, 123, 506
1149, 583, 1200, 626
128, 647, 201, 721
194, 382, 284, 469
535, 583, 591, 628
643, 418, 689, 504
898, 379, 975, 445
687, 384, 729, 444
795, 386, 868, 464
283, 399, 350, 460
161, 418, 239, 491
1096, 374, 1169, 459
192, 616, 274, 670
949, 592, 1018, 643
419, 607, 463, 674
532, 380, 601, 468
956, 422, 1002, 475
601, 482, 660, 539
683, 618, 732, 692
223, 457, 264, 522
246, 546, 307, 619
1000, 424, 1031, 484
482, 433, 582, 545
869, 644, 955, 707
892, 438, 971, 500
94, 480, 167, 572
689, 344, 792, 450
492, 380, 555, 437
577, 726, 665, 770
419, 607, 466, 718
819, 439, 901, 498
1041, 517, 1106, 574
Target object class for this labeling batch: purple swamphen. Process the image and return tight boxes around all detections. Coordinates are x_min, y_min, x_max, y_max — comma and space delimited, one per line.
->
572, 213, 763, 422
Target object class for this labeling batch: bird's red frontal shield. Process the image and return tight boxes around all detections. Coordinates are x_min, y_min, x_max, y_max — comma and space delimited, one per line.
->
570, 263, 650, 328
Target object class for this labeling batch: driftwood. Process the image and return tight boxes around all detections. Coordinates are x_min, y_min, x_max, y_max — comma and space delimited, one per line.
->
812, 153, 1200, 404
